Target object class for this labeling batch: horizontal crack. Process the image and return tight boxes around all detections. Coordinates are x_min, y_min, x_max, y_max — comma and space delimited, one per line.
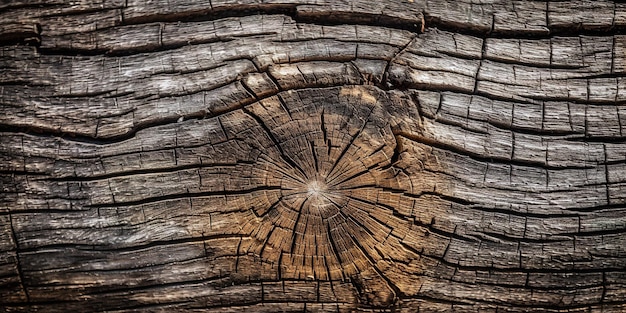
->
86, 186, 283, 208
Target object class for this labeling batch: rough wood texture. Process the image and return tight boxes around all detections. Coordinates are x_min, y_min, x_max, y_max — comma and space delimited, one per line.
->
1, 0, 626, 312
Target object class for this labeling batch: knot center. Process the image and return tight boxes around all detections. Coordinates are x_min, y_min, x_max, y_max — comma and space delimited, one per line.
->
307, 179, 327, 197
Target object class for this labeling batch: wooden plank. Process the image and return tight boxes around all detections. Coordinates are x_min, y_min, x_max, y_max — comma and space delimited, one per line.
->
1, 1, 626, 312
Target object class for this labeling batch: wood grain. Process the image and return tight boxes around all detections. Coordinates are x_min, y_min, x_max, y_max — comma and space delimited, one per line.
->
1, 0, 626, 312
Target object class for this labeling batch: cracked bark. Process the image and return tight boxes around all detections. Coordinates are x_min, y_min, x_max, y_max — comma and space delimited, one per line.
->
2, 0, 626, 312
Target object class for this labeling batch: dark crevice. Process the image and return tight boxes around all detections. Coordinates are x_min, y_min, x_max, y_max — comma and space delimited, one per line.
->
39, 37, 237, 57
565, 226, 626, 238
403, 293, 626, 310
476, 231, 572, 244
121, 5, 298, 26
343, 214, 401, 307
326, 223, 345, 282
415, 99, 626, 147
0, 34, 40, 47
426, 109, 588, 140
465, 205, 581, 219
394, 131, 593, 171
411, 79, 626, 107
405, 242, 626, 275
8, 212, 30, 303
16, 234, 244, 254
85, 185, 283, 208
329, 169, 370, 188
403, 190, 474, 206
0, 18, 42, 46
424, 12, 626, 39
381, 34, 418, 91
310, 141, 319, 173
289, 198, 307, 255
566, 134, 626, 144
0, 115, 194, 145
241, 107, 308, 179
365, 184, 476, 208
35, 252, 224, 275
0, 80, 49, 87
401, 294, 474, 306
523, 93, 626, 106
295, 10, 422, 33
474, 55, 584, 71
91, 300, 195, 313
84, 277, 231, 297
43, 161, 252, 182
325, 106, 375, 183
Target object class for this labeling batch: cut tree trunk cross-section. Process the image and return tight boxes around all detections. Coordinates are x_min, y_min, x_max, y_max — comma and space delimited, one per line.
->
1, 0, 626, 312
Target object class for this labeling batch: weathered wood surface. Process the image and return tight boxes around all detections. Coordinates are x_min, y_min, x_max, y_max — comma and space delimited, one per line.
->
1, 0, 626, 312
